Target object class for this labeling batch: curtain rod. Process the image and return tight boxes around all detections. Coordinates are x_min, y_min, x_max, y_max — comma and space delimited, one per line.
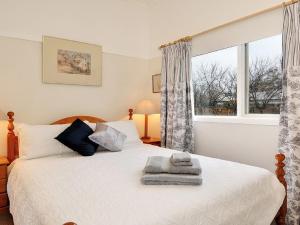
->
159, 0, 298, 49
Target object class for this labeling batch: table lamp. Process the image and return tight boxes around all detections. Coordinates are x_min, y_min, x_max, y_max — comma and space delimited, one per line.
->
135, 100, 159, 140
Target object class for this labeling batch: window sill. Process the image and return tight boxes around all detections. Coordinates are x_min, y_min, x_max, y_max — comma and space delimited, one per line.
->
193, 115, 279, 126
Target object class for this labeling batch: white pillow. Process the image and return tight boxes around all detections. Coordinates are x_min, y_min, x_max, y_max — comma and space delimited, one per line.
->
18, 123, 73, 159
89, 123, 127, 152
104, 121, 142, 146
84, 121, 96, 131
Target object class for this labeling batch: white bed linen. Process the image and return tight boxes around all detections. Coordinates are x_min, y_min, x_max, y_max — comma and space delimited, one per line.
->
8, 144, 285, 225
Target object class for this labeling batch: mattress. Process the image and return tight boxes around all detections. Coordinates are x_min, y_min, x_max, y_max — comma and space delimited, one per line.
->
7, 144, 285, 225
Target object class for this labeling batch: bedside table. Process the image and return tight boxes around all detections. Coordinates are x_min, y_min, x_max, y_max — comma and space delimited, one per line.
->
0, 157, 9, 213
141, 137, 161, 147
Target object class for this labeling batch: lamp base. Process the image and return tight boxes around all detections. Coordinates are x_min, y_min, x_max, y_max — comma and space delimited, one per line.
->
141, 136, 151, 140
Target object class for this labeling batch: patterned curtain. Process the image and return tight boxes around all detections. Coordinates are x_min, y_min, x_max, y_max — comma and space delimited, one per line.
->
160, 41, 194, 153
279, 2, 300, 224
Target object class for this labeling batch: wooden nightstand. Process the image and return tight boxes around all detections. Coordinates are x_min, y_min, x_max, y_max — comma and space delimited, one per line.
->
141, 137, 161, 147
0, 157, 9, 213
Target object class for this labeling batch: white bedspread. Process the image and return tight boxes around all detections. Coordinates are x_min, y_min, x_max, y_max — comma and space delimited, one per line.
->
8, 144, 285, 225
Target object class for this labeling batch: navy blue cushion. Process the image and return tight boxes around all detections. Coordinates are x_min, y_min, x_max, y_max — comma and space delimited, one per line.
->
55, 119, 98, 156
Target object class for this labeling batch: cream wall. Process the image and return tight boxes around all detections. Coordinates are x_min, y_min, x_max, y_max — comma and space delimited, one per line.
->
146, 56, 162, 138
194, 123, 279, 171
0, 0, 150, 58
0, 36, 149, 123
0, 0, 283, 58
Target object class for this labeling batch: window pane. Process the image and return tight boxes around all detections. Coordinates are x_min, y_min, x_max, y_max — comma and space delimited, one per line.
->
248, 34, 282, 114
192, 47, 238, 116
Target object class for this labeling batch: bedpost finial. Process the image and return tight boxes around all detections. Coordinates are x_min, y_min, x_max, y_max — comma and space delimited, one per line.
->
129, 108, 133, 120
276, 153, 285, 162
7, 111, 14, 119
7, 111, 15, 133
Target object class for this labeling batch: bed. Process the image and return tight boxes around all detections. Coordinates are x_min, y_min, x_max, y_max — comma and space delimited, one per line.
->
6, 111, 287, 225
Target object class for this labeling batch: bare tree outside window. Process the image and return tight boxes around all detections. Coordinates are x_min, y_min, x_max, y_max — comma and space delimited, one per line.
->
192, 47, 238, 116
192, 34, 282, 116
248, 35, 282, 114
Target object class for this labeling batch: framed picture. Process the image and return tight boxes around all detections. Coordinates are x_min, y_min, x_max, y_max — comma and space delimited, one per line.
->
152, 74, 161, 93
43, 36, 102, 86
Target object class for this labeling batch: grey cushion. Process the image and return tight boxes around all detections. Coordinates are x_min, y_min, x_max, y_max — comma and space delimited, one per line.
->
88, 123, 127, 152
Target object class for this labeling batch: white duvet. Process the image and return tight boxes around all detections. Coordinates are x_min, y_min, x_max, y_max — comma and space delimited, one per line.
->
8, 144, 285, 225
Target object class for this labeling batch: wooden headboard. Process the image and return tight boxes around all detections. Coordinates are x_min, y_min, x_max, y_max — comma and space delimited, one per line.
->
6, 112, 107, 163
51, 115, 106, 125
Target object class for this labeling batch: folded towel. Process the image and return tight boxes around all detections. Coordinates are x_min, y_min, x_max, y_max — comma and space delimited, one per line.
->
170, 152, 191, 163
142, 173, 202, 185
171, 160, 193, 166
144, 156, 201, 175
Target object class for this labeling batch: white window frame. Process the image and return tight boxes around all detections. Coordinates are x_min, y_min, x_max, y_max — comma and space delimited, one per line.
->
192, 44, 280, 126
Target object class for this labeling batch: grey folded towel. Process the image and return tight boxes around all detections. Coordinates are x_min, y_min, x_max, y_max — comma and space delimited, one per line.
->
170, 152, 191, 163
171, 160, 193, 166
142, 173, 202, 185
144, 156, 201, 175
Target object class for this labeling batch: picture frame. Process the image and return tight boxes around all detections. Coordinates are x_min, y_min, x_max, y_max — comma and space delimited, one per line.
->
43, 36, 102, 86
152, 74, 161, 93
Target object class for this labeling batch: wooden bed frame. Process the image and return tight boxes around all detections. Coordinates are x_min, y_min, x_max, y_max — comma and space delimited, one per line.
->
6, 111, 287, 225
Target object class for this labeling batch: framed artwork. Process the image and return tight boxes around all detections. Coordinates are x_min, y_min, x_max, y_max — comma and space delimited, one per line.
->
43, 36, 102, 86
152, 74, 161, 93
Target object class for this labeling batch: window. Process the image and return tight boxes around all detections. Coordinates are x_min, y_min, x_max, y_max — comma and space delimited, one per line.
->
247, 35, 282, 114
192, 34, 282, 123
192, 47, 238, 116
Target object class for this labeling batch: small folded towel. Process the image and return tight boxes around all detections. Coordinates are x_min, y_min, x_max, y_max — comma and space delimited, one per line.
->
142, 173, 202, 185
171, 152, 191, 163
171, 160, 193, 166
144, 156, 201, 175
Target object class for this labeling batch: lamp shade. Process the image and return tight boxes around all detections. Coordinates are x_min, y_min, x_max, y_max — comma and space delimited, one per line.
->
135, 100, 159, 115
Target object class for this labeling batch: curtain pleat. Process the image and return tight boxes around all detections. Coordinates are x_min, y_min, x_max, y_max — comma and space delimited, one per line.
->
160, 41, 194, 153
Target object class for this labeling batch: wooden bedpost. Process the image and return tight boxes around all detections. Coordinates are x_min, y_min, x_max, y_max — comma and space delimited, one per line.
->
275, 153, 287, 225
129, 108, 133, 120
7, 111, 17, 163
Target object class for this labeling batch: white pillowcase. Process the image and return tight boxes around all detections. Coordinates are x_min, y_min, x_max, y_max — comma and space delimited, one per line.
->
17, 120, 141, 159
18, 123, 73, 159
104, 121, 142, 146
89, 123, 127, 152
